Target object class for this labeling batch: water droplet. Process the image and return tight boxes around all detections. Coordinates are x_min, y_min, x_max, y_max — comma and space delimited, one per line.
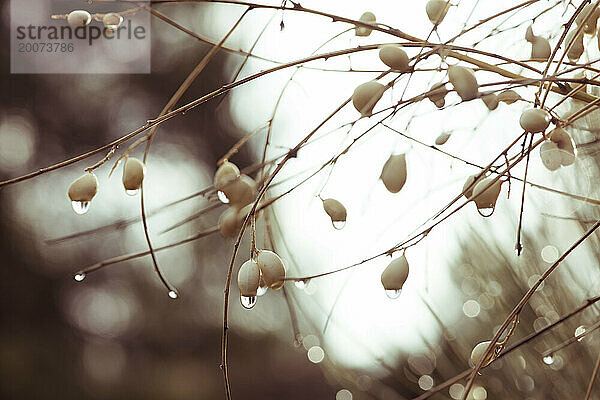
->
257, 285, 268, 296
543, 355, 554, 365
575, 325, 586, 341
217, 191, 230, 204
71, 201, 90, 215
240, 295, 257, 309
126, 189, 139, 196
332, 220, 346, 230
74, 272, 86, 282
168, 290, 178, 299
385, 289, 401, 299
295, 279, 309, 289
476, 206, 495, 217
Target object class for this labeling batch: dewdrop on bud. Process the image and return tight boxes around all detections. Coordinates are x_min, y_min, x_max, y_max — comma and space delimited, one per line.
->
222, 174, 256, 209
470, 341, 494, 367
525, 26, 551, 60
550, 127, 575, 166
352, 81, 386, 117
238, 259, 260, 309
520, 109, 551, 133
68, 172, 98, 215
435, 132, 451, 145
67, 10, 91, 27
322, 198, 347, 229
472, 178, 502, 212
355, 12, 376, 37
566, 29, 584, 62
428, 82, 447, 108
102, 12, 123, 30
481, 93, 499, 111
448, 65, 478, 101
426, 0, 450, 25
380, 154, 407, 193
379, 45, 409, 72
256, 250, 286, 290
575, 4, 600, 34
122, 157, 145, 195
497, 90, 521, 104
381, 255, 409, 299
214, 161, 240, 190
539, 141, 561, 171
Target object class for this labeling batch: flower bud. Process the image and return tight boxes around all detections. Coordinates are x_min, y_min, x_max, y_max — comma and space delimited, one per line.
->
238, 259, 260, 297
256, 250, 286, 290
472, 178, 502, 210
448, 65, 478, 101
497, 90, 521, 104
214, 161, 240, 190
355, 12, 376, 37
221, 174, 256, 209
67, 10, 91, 27
435, 132, 451, 145
322, 198, 347, 223
102, 12, 123, 30
575, 4, 600, 34
550, 127, 576, 166
381, 255, 409, 290
379, 44, 409, 72
380, 153, 407, 193
470, 341, 494, 367
427, 82, 447, 108
566, 29, 584, 62
426, 0, 450, 25
68, 172, 98, 202
352, 81, 386, 117
526, 26, 551, 60
519, 109, 551, 133
122, 157, 145, 192
539, 141, 561, 171
481, 93, 498, 111
462, 174, 483, 200
219, 207, 241, 238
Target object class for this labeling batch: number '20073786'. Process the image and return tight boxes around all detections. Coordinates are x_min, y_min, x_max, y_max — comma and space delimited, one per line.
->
18, 42, 74, 52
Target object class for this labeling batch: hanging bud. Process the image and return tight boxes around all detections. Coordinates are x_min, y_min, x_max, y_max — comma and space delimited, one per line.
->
102, 12, 123, 30
448, 65, 478, 101
122, 157, 145, 194
352, 81, 386, 117
214, 161, 240, 190
221, 174, 256, 209
575, 4, 600, 34
526, 26, 551, 60
550, 127, 576, 166
322, 198, 347, 229
380, 153, 407, 193
539, 141, 562, 171
462, 174, 482, 200
219, 207, 241, 238
355, 12, 376, 37
470, 341, 495, 367
379, 44, 410, 72
67, 10, 92, 27
481, 93, 499, 111
381, 255, 409, 299
68, 172, 99, 214
472, 178, 502, 211
427, 82, 447, 108
435, 132, 451, 145
256, 250, 286, 290
519, 109, 551, 133
426, 0, 450, 25
566, 29, 584, 62
238, 259, 260, 297
497, 90, 521, 104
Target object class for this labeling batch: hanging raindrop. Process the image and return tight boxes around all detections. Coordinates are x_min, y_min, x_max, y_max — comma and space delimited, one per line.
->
126, 189, 139, 196
217, 190, 230, 204
295, 279, 309, 289
543, 355, 554, 365
71, 201, 90, 215
240, 295, 257, 309
168, 290, 178, 299
332, 220, 346, 230
257, 284, 268, 296
385, 289, 401, 299
74, 272, 86, 282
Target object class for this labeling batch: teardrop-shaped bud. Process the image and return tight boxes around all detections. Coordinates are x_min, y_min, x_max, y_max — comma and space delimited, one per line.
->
238, 259, 260, 297
525, 26, 535, 43
575, 4, 600, 34
519, 108, 551, 133
67, 10, 92, 27
221, 174, 256, 209
379, 44, 409, 72
122, 157, 145, 191
219, 207, 241, 238
448, 65, 478, 101
381, 255, 409, 290
102, 12, 123, 30
539, 141, 561, 171
355, 12, 376, 37
462, 174, 482, 200
566, 29, 584, 62
481, 93, 499, 111
470, 341, 494, 367
352, 81, 386, 117
428, 82, 447, 108
550, 127, 576, 166
529, 32, 551, 60
472, 178, 502, 210
497, 90, 521, 104
256, 250, 286, 290
435, 132, 451, 145
322, 198, 347, 222
380, 153, 407, 193
214, 161, 240, 190
426, 0, 450, 25
68, 172, 99, 202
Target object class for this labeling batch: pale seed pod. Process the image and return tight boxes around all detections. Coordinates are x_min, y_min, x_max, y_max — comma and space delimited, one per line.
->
470, 341, 494, 367
497, 90, 521, 104
214, 161, 240, 190
67, 10, 92, 27
380, 153, 407, 193
355, 12, 376, 37
550, 127, 576, 166
122, 157, 145, 192
222, 174, 256, 209
352, 81, 386, 117
435, 132, 451, 145
426, 0, 450, 25
378, 44, 410, 72
575, 4, 600, 34
566, 29, 584, 62
238, 259, 260, 297
102, 12, 123, 30
256, 250, 286, 290
219, 207, 241, 238
322, 198, 347, 223
462, 174, 482, 200
428, 82, 447, 108
519, 108, 551, 133
526, 26, 551, 60
472, 178, 502, 210
448, 65, 478, 101
539, 141, 561, 171
481, 93, 499, 111
381, 255, 409, 290
68, 172, 99, 202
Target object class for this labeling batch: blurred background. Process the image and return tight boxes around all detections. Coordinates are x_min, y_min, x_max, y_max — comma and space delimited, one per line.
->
3, 0, 600, 399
